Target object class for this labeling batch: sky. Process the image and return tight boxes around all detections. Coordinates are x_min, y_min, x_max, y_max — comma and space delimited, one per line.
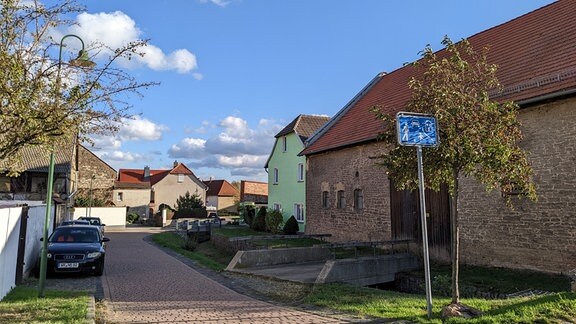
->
65, 0, 555, 182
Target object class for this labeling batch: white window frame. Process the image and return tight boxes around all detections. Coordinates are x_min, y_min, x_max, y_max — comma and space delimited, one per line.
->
273, 203, 282, 212
273, 168, 279, 184
294, 203, 304, 222
177, 174, 184, 183
297, 163, 304, 182
117, 192, 123, 202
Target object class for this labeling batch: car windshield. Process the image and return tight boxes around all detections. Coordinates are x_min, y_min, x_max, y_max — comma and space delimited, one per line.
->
81, 218, 101, 225
50, 228, 101, 243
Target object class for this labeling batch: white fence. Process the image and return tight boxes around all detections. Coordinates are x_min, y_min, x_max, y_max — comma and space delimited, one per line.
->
72, 207, 127, 229
0, 204, 51, 301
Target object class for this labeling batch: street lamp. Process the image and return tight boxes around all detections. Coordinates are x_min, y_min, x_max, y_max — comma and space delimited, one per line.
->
38, 34, 95, 297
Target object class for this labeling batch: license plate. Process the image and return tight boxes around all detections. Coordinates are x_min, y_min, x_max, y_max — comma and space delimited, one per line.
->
58, 262, 79, 269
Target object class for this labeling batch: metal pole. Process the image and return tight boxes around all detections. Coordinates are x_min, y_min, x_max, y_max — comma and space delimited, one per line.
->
89, 176, 93, 217
38, 151, 55, 297
417, 146, 433, 318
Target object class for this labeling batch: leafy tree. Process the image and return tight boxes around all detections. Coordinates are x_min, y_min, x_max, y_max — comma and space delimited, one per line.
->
241, 204, 255, 226
251, 206, 267, 232
374, 37, 536, 306
0, 0, 157, 174
74, 195, 104, 207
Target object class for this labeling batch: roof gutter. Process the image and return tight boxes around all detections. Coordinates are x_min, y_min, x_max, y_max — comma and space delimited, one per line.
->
516, 87, 576, 107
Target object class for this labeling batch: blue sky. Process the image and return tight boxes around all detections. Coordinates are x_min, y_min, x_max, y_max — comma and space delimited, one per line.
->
74, 0, 555, 182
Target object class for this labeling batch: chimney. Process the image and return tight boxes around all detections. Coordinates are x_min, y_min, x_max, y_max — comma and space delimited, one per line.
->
173, 160, 179, 168
144, 166, 150, 179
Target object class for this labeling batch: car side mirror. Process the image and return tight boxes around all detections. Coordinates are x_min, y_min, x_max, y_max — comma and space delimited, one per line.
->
102, 237, 110, 242
101, 224, 106, 226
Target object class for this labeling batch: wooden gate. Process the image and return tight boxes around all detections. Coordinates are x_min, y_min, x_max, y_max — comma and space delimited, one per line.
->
389, 180, 451, 255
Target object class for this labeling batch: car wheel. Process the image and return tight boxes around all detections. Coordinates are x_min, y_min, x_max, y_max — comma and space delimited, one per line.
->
94, 259, 104, 276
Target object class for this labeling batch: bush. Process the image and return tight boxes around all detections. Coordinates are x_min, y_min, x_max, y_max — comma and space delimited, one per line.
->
126, 212, 139, 224
182, 233, 199, 251
283, 216, 299, 235
265, 209, 283, 233
251, 207, 267, 232
242, 205, 255, 226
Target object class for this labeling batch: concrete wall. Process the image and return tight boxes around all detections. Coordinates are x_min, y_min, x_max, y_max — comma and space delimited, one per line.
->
305, 142, 391, 242
226, 246, 332, 270
206, 195, 237, 213
267, 133, 308, 229
0, 206, 21, 300
458, 97, 576, 274
72, 206, 126, 229
23, 206, 47, 277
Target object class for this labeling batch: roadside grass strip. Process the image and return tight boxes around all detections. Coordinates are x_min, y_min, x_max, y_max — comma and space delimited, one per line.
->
0, 287, 88, 324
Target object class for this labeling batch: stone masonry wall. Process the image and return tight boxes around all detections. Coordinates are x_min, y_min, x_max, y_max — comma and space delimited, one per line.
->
77, 145, 117, 204
459, 97, 576, 274
306, 142, 392, 242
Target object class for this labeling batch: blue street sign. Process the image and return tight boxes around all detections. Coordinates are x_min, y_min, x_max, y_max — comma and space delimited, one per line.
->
396, 112, 439, 147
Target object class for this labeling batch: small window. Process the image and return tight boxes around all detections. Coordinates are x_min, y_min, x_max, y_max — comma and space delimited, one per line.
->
177, 174, 184, 183
117, 192, 123, 202
282, 136, 287, 152
273, 203, 282, 212
354, 189, 364, 210
294, 203, 304, 222
297, 163, 304, 182
337, 190, 345, 209
322, 191, 329, 208
273, 168, 279, 184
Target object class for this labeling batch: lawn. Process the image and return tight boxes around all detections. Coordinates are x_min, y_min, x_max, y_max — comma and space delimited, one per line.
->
0, 287, 89, 324
151, 228, 576, 322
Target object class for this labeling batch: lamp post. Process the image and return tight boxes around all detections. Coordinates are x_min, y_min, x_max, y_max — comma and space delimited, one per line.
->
38, 34, 94, 297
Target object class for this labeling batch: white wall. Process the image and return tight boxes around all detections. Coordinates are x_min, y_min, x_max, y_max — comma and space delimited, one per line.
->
72, 207, 126, 229
24, 206, 49, 277
0, 206, 21, 300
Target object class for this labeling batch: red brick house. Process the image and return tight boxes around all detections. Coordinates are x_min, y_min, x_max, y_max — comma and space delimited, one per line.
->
301, 0, 576, 274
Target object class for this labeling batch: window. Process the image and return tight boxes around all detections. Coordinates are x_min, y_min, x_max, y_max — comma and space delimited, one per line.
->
297, 163, 304, 182
282, 136, 287, 152
337, 190, 345, 209
273, 168, 279, 184
322, 191, 329, 208
117, 192, 123, 201
177, 174, 184, 183
354, 189, 364, 210
273, 203, 282, 212
294, 203, 304, 222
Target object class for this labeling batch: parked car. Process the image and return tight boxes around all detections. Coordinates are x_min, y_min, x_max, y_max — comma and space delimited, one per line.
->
40, 225, 109, 276
78, 216, 106, 235
60, 220, 90, 226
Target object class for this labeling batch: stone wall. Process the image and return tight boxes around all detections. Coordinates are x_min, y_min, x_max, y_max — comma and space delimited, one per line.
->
305, 142, 392, 242
458, 97, 576, 274
76, 145, 116, 204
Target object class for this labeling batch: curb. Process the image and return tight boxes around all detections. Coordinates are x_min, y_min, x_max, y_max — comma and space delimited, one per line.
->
86, 295, 95, 324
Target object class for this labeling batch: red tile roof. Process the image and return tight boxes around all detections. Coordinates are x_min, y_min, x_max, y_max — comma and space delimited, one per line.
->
303, 0, 576, 156
118, 162, 197, 186
203, 179, 239, 197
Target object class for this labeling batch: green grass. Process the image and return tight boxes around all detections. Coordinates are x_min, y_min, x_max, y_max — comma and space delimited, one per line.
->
213, 226, 324, 249
305, 283, 576, 323
151, 231, 233, 271
0, 287, 89, 324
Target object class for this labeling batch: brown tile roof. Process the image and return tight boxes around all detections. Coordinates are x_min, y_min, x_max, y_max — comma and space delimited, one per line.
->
303, 0, 576, 156
203, 179, 239, 197
240, 180, 268, 204
276, 114, 331, 142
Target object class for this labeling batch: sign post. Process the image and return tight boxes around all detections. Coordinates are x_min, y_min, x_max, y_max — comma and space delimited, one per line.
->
396, 112, 438, 319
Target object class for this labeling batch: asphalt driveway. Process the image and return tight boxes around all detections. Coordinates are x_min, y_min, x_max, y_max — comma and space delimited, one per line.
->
101, 228, 348, 323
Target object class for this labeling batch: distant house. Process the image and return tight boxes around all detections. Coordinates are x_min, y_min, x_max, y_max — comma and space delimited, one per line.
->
115, 161, 207, 219
301, 0, 576, 275
240, 180, 268, 209
0, 142, 117, 225
203, 179, 239, 213
264, 114, 330, 231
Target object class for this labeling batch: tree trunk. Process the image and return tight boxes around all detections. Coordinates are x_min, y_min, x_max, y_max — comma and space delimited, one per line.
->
450, 169, 460, 304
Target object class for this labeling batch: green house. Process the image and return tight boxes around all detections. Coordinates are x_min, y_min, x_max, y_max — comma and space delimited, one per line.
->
264, 114, 330, 231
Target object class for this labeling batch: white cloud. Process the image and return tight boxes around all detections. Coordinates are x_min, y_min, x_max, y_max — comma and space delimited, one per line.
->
217, 155, 267, 168
87, 137, 122, 150
99, 150, 142, 162
197, 0, 233, 7
168, 138, 207, 158
119, 116, 167, 141
67, 11, 199, 74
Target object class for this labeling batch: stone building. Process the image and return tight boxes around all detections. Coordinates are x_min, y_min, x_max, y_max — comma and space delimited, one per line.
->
76, 144, 117, 205
301, 0, 576, 274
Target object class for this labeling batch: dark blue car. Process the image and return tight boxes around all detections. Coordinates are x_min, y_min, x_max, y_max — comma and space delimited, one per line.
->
43, 225, 110, 276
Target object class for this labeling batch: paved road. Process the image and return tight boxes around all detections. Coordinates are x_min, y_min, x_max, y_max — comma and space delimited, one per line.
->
102, 228, 348, 323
